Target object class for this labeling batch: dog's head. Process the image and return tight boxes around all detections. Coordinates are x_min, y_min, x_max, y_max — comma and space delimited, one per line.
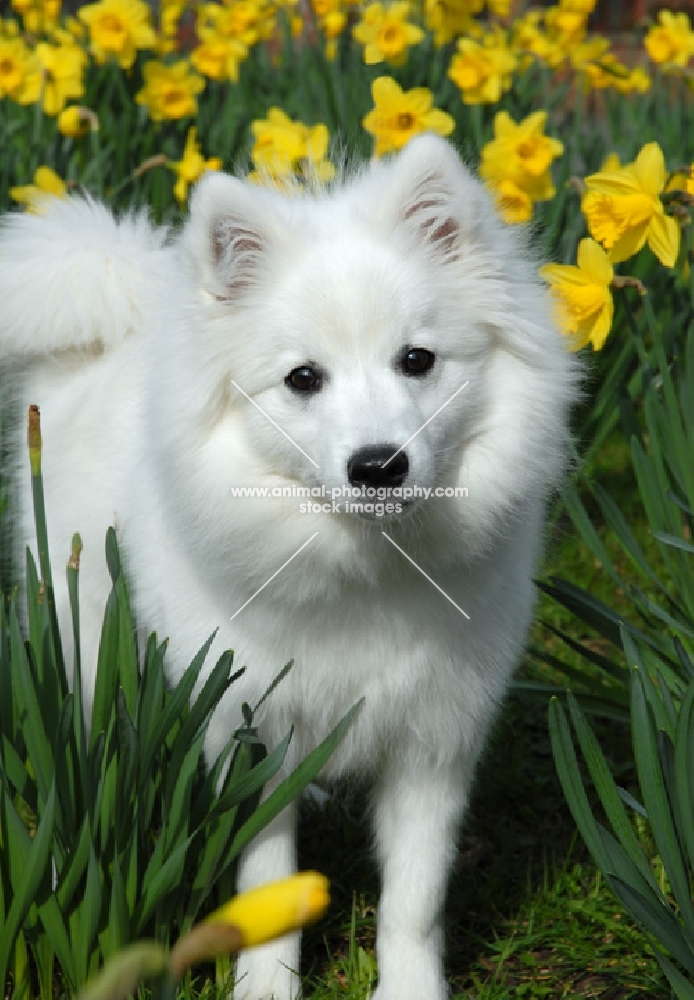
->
155, 136, 577, 558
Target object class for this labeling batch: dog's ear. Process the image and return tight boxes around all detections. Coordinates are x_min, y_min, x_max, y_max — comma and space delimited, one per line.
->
376, 136, 483, 261
185, 172, 277, 297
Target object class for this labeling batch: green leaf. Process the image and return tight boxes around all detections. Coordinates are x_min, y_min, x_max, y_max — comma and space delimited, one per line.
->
225, 699, 363, 864
631, 666, 694, 943
548, 697, 614, 874
566, 692, 659, 892
56, 816, 92, 914
134, 834, 195, 935
608, 874, 694, 977
137, 632, 217, 783
9, 599, 54, 808
656, 951, 694, 1000
37, 896, 76, 990
91, 586, 121, 749
73, 844, 103, 988
0, 782, 56, 987
674, 680, 694, 876
651, 531, 694, 554
211, 728, 293, 819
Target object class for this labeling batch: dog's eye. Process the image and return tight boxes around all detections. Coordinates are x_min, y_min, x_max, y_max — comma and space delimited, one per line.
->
286, 365, 321, 392
402, 348, 435, 376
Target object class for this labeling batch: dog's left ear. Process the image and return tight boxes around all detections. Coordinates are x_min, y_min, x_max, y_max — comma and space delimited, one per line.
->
376, 136, 481, 261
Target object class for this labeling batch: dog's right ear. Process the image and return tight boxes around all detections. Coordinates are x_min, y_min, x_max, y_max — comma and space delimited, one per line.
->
184, 172, 278, 298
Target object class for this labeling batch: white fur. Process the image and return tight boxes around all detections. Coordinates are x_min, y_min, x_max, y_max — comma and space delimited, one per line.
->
0, 136, 578, 1000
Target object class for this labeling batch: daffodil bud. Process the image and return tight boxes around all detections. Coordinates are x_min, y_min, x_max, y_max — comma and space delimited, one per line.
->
207, 872, 330, 949
58, 105, 98, 137
27, 404, 42, 476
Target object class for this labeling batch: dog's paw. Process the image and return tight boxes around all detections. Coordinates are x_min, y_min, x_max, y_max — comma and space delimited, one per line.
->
233, 935, 301, 1000
371, 940, 448, 1000
372, 977, 448, 1000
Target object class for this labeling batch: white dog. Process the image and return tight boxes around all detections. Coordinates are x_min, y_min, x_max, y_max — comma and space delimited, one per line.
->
0, 136, 577, 1000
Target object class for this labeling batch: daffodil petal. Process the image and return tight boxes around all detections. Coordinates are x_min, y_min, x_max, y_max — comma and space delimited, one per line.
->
576, 238, 613, 285
632, 142, 666, 196
607, 222, 649, 264
647, 212, 680, 268
587, 295, 614, 350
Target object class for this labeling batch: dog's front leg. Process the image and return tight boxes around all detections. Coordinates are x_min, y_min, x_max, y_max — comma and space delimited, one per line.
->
371, 757, 472, 1000
233, 798, 300, 1000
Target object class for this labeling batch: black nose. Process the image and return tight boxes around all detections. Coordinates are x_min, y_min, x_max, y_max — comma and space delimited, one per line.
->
347, 445, 409, 488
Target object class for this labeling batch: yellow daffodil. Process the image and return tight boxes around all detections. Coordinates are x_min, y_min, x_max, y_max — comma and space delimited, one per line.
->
78, 0, 157, 69
11, 0, 60, 34
0, 35, 41, 103
11, 165, 67, 212
571, 36, 651, 93
321, 9, 348, 60
310, 0, 348, 59
190, 34, 248, 82
169, 127, 222, 204
363, 75, 454, 156
540, 238, 614, 351
197, 0, 272, 49
645, 10, 694, 68
352, 2, 424, 66
582, 142, 681, 267
250, 108, 335, 183
666, 165, 694, 198
35, 39, 87, 115
135, 59, 205, 121
610, 64, 650, 95
562, 0, 597, 13
480, 110, 562, 222
490, 177, 534, 224
207, 872, 329, 949
156, 0, 185, 54
600, 152, 621, 172
423, 0, 480, 47
447, 30, 516, 104
481, 110, 563, 196
544, 4, 589, 49
511, 11, 565, 69
58, 104, 98, 137
486, 0, 510, 15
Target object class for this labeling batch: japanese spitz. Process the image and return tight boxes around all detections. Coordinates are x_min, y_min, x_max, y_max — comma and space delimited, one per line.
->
0, 136, 577, 1000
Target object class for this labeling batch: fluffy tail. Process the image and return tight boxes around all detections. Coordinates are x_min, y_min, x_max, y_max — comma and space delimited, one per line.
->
0, 195, 170, 357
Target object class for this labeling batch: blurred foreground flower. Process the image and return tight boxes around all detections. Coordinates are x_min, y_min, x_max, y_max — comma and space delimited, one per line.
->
11, 166, 66, 211
208, 871, 329, 948
169, 126, 222, 203
582, 142, 680, 267
540, 238, 613, 351
362, 75, 454, 156
79, 873, 329, 1000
